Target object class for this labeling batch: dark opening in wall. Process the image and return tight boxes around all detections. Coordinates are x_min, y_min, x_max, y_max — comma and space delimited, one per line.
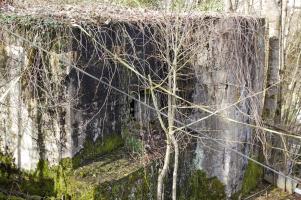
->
72, 122, 79, 147
130, 90, 146, 121
130, 98, 135, 118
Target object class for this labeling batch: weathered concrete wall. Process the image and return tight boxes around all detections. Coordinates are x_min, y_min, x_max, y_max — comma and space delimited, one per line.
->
0, 20, 161, 169
0, 13, 266, 199
0, 36, 127, 170
190, 18, 266, 196
0, 41, 40, 171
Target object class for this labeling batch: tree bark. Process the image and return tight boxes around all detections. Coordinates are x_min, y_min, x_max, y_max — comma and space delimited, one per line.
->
157, 138, 171, 200
244, 0, 250, 14
171, 134, 179, 200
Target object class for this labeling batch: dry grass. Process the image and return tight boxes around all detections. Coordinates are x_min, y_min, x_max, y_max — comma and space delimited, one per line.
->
253, 188, 298, 200
4, 0, 251, 25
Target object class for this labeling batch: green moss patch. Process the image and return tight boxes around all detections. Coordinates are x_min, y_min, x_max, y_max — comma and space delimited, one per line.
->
94, 167, 156, 200
0, 148, 152, 199
122, 126, 144, 155
241, 160, 263, 196
0, 153, 55, 198
179, 170, 226, 200
60, 149, 154, 199
72, 134, 124, 168
0, 192, 25, 200
73, 148, 141, 184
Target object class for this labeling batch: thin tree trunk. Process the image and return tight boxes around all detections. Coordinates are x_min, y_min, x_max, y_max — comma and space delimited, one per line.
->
171, 134, 179, 200
224, 0, 233, 11
170, 49, 178, 200
244, 0, 250, 14
157, 139, 171, 200
154, 16, 179, 200
184, 0, 195, 9
165, 0, 172, 10
149, 75, 170, 200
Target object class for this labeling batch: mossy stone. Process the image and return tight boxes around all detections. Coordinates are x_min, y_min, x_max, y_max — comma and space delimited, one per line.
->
241, 160, 263, 196
72, 134, 124, 168
185, 170, 226, 200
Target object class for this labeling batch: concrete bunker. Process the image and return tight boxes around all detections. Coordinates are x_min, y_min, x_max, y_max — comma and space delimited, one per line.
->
0, 4, 266, 199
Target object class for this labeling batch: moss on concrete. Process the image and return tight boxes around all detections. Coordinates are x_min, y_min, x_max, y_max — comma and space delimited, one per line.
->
0, 152, 18, 186
122, 126, 144, 154
94, 167, 156, 200
231, 159, 263, 199
0, 192, 24, 200
72, 134, 124, 168
0, 153, 55, 198
1, 142, 229, 200
179, 170, 226, 200
57, 149, 156, 199
0, 147, 149, 199
240, 160, 263, 196
1, 143, 232, 200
